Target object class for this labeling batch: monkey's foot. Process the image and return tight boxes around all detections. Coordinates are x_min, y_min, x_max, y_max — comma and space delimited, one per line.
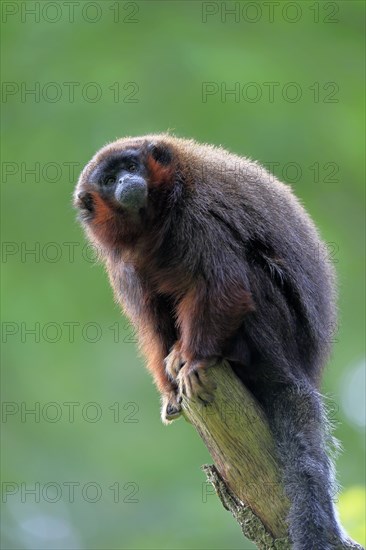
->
177, 359, 218, 405
161, 391, 182, 425
164, 343, 186, 382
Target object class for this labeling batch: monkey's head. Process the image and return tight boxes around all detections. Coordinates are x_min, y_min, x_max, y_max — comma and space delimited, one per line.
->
74, 136, 179, 251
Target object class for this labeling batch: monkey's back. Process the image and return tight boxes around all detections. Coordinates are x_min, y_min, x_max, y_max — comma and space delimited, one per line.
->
163, 136, 337, 384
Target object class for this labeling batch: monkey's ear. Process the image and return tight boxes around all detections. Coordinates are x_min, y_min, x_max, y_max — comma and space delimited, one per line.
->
147, 142, 172, 166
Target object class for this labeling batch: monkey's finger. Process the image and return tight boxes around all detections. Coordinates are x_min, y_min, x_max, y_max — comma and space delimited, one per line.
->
185, 373, 194, 399
164, 350, 186, 381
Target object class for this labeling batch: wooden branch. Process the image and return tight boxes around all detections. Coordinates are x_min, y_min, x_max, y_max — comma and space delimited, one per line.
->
179, 361, 364, 550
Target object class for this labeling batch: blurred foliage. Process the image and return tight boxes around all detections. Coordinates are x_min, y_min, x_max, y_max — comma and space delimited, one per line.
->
1, 1, 365, 549
338, 487, 366, 546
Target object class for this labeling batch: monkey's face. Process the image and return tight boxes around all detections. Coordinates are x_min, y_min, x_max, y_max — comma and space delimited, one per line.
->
74, 138, 175, 250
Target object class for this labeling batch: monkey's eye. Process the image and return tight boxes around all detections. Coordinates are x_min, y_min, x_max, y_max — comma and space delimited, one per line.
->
126, 163, 138, 173
102, 176, 116, 186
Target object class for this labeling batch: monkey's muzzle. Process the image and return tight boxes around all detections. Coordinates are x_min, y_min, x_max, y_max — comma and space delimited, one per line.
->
75, 174, 148, 220
114, 176, 148, 211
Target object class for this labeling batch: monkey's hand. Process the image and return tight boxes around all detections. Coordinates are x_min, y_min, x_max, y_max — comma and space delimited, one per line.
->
177, 358, 218, 405
165, 345, 217, 406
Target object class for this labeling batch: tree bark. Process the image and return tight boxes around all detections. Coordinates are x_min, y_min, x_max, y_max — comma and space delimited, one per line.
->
179, 361, 364, 550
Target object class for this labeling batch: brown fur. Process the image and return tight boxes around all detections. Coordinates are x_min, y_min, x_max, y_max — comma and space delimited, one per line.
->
74, 134, 345, 549
146, 156, 174, 188
74, 133, 336, 397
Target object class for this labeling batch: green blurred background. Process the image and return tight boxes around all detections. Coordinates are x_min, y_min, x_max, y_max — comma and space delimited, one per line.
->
1, 1, 365, 548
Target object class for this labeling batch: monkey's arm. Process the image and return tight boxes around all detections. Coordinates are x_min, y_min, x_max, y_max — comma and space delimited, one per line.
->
168, 259, 254, 403
177, 275, 253, 360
